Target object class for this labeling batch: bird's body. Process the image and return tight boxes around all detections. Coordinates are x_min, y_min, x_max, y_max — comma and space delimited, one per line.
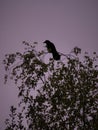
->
43, 40, 60, 60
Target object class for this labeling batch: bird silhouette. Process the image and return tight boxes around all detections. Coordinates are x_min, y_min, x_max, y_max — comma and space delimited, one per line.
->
43, 40, 60, 60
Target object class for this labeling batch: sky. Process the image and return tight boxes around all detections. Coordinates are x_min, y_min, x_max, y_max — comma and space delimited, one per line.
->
0, 0, 98, 129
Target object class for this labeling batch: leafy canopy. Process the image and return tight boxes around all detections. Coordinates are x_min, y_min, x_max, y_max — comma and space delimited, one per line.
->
3, 41, 98, 130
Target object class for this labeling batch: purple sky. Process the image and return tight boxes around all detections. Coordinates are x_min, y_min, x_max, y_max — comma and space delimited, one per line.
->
0, 0, 98, 129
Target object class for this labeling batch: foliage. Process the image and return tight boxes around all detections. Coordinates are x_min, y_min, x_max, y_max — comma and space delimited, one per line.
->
3, 41, 98, 130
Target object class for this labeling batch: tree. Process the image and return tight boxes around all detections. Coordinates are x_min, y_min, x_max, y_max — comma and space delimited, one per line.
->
3, 41, 98, 130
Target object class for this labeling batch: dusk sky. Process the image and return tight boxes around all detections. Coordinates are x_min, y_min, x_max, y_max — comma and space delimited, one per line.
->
0, 0, 98, 129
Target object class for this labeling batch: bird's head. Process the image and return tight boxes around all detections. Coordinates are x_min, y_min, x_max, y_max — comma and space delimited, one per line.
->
43, 40, 51, 44
43, 40, 52, 52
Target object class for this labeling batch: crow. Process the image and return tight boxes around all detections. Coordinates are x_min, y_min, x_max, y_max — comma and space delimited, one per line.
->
43, 40, 60, 60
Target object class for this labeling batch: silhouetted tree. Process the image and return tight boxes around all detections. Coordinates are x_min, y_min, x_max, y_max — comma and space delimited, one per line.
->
3, 41, 98, 130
